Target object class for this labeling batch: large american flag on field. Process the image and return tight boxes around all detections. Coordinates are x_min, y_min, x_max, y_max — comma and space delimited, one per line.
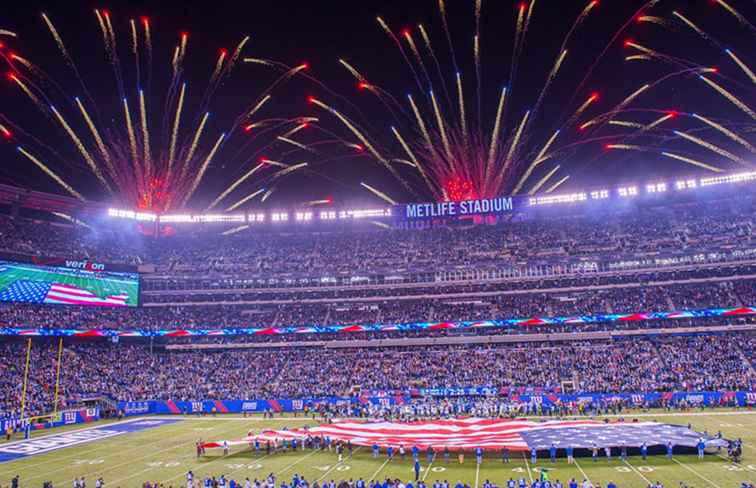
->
202, 418, 726, 451
0, 280, 129, 307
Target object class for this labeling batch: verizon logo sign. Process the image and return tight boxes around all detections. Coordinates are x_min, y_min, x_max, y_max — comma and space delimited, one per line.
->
65, 260, 106, 271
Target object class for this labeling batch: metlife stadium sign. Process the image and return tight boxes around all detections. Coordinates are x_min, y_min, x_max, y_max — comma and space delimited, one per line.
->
398, 196, 514, 221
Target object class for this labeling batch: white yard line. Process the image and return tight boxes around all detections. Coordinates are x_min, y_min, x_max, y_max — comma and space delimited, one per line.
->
422, 455, 435, 481
90, 420, 243, 485
573, 459, 592, 487
316, 447, 362, 482
0, 420, 183, 476
622, 459, 651, 485
474, 458, 480, 488
368, 457, 391, 482
18, 423, 190, 482
522, 453, 534, 484
671, 458, 722, 488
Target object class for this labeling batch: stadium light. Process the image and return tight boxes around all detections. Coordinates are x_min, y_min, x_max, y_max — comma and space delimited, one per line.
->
590, 190, 609, 200
528, 193, 587, 206
295, 211, 313, 222
646, 183, 667, 193
700, 171, 756, 187
271, 212, 289, 222
320, 211, 337, 220
339, 208, 392, 219
618, 186, 638, 197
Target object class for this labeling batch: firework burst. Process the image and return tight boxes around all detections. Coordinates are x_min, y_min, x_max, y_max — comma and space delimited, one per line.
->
310, 0, 754, 202
0, 12, 313, 212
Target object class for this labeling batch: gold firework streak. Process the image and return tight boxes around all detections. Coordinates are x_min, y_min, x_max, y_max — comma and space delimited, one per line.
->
50, 105, 112, 192
429, 90, 453, 161
501, 110, 531, 181
168, 83, 187, 169
699, 76, 755, 119
605, 144, 646, 150
183, 132, 225, 205
139, 90, 152, 177
8, 54, 33, 69
207, 162, 265, 211
637, 16, 667, 26
672, 11, 710, 40
226, 188, 264, 212
248, 95, 272, 118
391, 126, 437, 196
625, 55, 652, 62
129, 19, 138, 54
361, 182, 397, 205
41, 13, 73, 63
226, 36, 250, 73
512, 129, 560, 195
121, 98, 140, 172
277, 136, 310, 151
407, 94, 435, 152
17, 147, 84, 200
0, 29, 17, 37
674, 130, 749, 165
210, 49, 227, 84
725, 49, 756, 84
8, 75, 45, 111
260, 159, 288, 168
546, 175, 570, 193
242, 58, 274, 66
418, 24, 432, 51
528, 164, 561, 195
456, 72, 468, 145
661, 151, 722, 172
713, 0, 755, 30
184, 112, 209, 167
643, 113, 675, 131
609, 120, 645, 128
261, 187, 275, 203
323, 101, 387, 162
75, 98, 115, 178
692, 113, 755, 153
271, 162, 308, 179
339, 59, 367, 82
280, 123, 308, 139
485, 86, 508, 178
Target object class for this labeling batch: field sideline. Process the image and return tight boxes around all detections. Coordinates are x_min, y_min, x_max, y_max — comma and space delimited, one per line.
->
0, 411, 754, 487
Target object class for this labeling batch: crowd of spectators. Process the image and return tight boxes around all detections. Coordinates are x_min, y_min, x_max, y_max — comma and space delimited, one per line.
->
1, 334, 753, 419
0, 278, 754, 331
0, 196, 753, 274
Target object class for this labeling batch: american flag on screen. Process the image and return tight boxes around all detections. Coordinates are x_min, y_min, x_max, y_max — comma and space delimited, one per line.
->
202, 418, 726, 451
0, 279, 128, 307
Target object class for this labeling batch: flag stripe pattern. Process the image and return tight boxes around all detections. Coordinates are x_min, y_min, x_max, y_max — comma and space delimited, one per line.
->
0, 279, 128, 307
201, 418, 727, 452
45, 283, 128, 306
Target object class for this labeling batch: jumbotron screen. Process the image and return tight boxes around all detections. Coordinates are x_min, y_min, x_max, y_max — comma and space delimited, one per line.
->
0, 259, 139, 307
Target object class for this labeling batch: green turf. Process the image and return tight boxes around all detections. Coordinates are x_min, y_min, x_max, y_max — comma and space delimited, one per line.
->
0, 264, 139, 307
1, 411, 754, 487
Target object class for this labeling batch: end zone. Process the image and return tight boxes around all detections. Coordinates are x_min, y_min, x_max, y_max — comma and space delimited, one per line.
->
0, 418, 180, 463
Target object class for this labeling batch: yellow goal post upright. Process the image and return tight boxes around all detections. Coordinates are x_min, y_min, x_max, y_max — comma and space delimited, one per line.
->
13, 338, 63, 436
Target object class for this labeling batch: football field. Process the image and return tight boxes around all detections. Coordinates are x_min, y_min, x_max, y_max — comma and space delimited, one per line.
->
0, 263, 139, 307
0, 411, 754, 487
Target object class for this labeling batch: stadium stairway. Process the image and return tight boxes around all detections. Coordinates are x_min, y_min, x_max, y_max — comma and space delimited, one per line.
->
735, 343, 756, 375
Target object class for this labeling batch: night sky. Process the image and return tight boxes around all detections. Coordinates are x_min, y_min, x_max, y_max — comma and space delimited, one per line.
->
0, 0, 753, 209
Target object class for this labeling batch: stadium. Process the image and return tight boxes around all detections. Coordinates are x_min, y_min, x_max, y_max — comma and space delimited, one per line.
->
0, 0, 755, 487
